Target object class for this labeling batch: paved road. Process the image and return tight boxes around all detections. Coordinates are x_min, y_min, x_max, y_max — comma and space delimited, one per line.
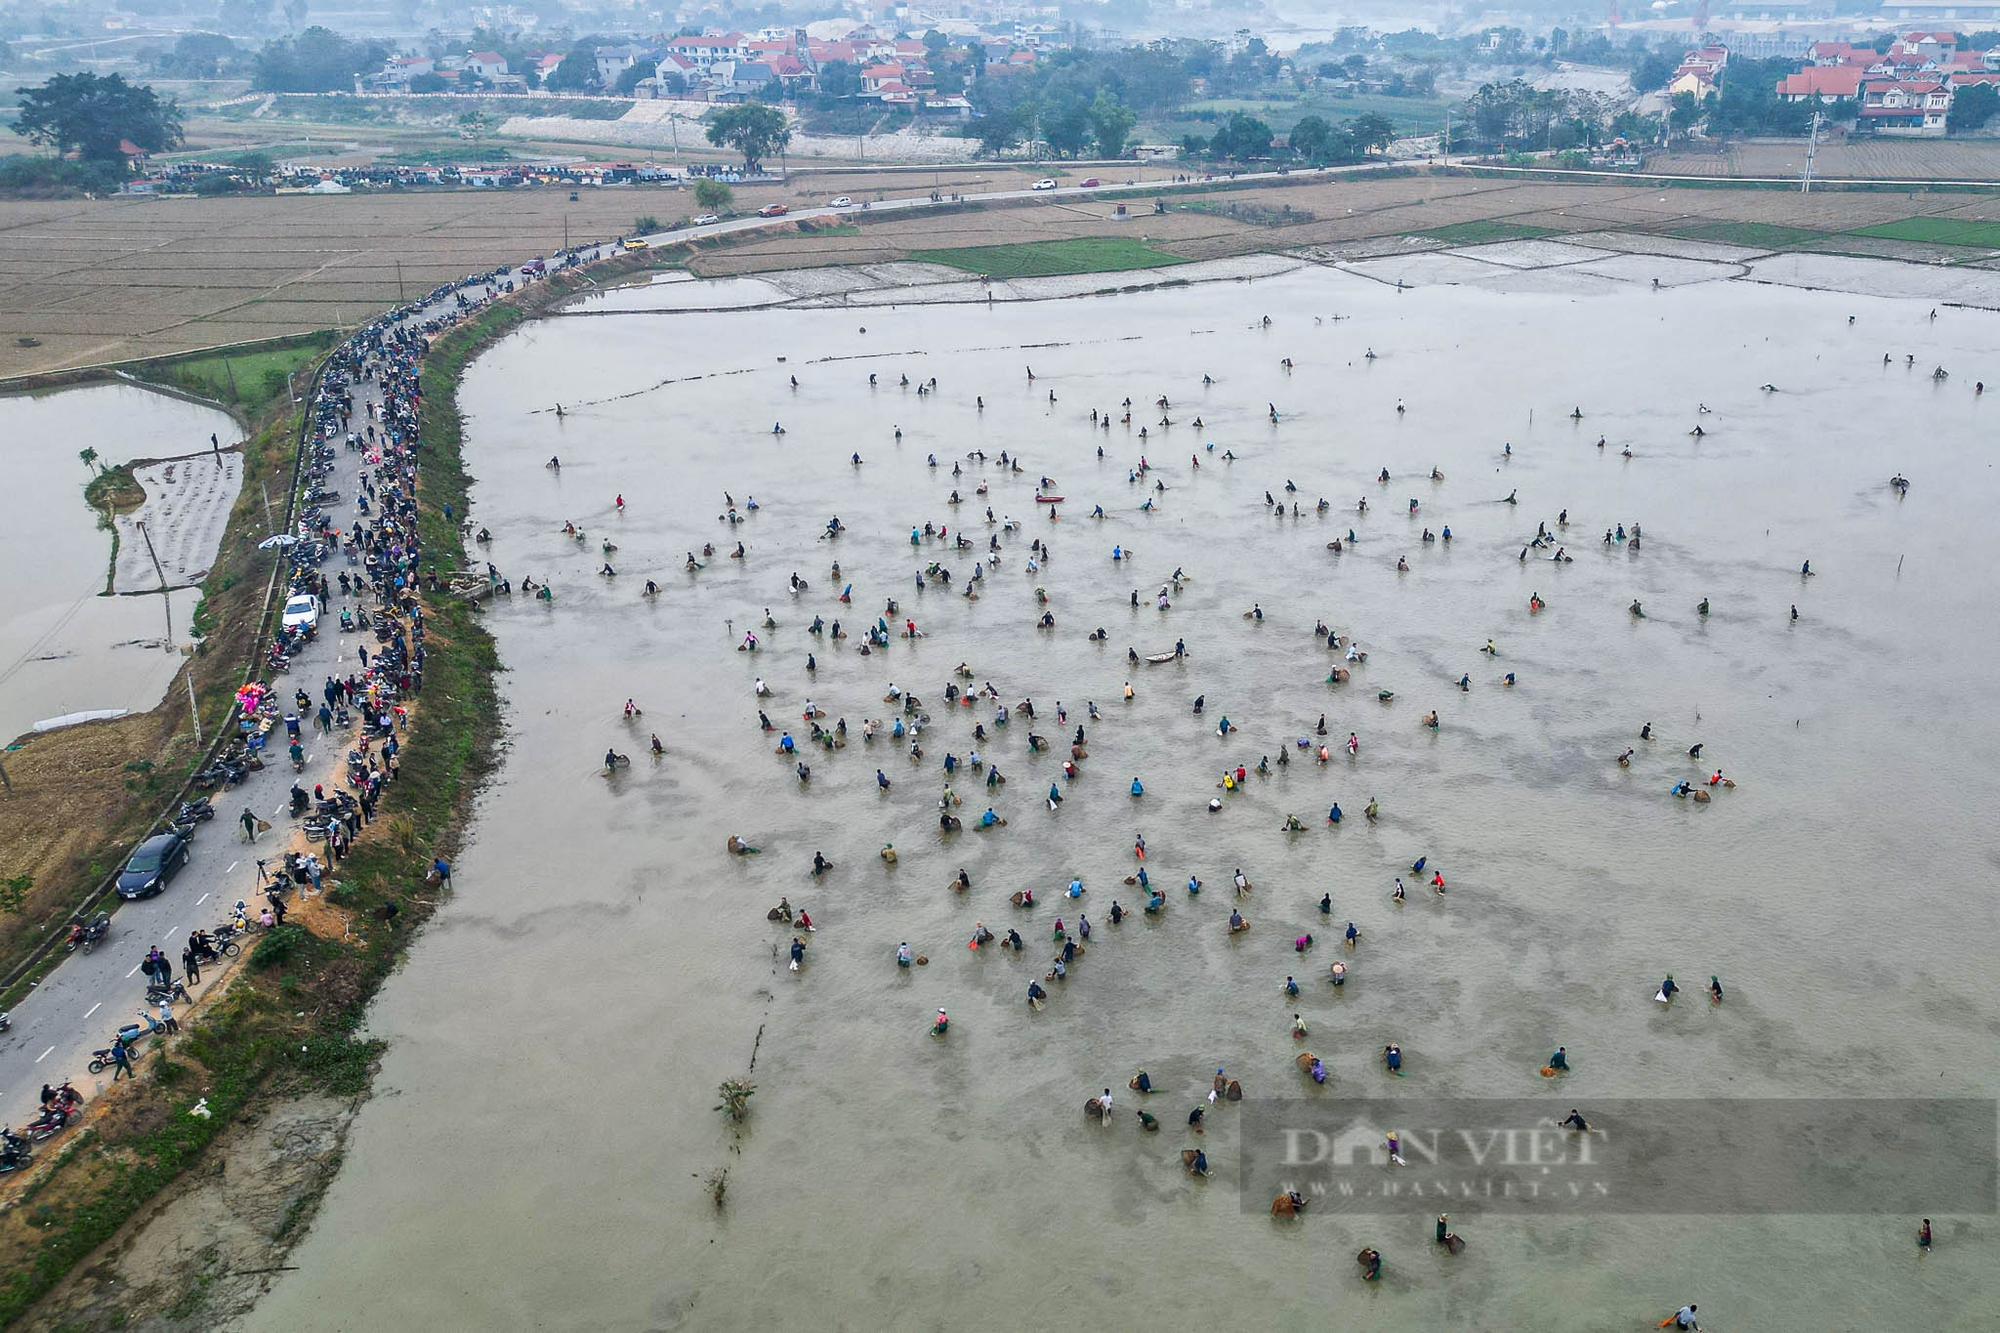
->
0, 376, 387, 1123
0, 249, 618, 1129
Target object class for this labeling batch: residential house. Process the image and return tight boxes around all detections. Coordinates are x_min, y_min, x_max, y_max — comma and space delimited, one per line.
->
665, 33, 747, 69
1886, 31, 1955, 65
373, 55, 435, 89
1668, 66, 1720, 100
595, 44, 659, 86
1775, 64, 1865, 100
709, 60, 777, 100
861, 61, 907, 93
635, 51, 700, 97
464, 51, 509, 79
1857, 77, 1951, 134
1805, 40, 1875, 66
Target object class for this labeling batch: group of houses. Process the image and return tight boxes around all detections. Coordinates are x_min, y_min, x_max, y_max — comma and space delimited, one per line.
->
1770, 30, 2000, 134
368, 24, 1047, 110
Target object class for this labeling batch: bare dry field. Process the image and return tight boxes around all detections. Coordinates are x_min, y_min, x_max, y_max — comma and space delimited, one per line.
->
6, 168, 2000, 377
1646, 136, 2000, 181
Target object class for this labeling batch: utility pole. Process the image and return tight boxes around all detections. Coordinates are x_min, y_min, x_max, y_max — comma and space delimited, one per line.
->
1801, 110, 1821, 193
185, 666, 202, 747
396, 258, 405, 300
136, 519, 171, 641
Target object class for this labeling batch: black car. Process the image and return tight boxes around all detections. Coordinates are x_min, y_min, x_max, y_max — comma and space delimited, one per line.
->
116, 831, 190, 899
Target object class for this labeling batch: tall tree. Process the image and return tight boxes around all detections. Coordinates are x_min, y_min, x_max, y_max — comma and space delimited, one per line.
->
705, 102, 790, 171
1350, 111, 1395, 153
1289, 113, 1336, 162
1088, 89, 1136, 158
547, 38, 604, 93
974, 103, 1021, 157
252, 26, 385, 93
1040, 96, 1092, 158
13, 72, 184, 160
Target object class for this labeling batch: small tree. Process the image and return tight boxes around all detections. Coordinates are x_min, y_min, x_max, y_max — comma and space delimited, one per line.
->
79, 446, 98, 471
716, 1079, 755, 1122
1350, 112, 1395, 154
705, 103, 790, 172
1949, 81, 2000, 134
693, 178, 733, 213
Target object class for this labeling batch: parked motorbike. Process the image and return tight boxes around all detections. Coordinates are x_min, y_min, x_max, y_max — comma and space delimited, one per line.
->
23, 1105, 69, 1142
144, 979, 191, 1006
0, 1130, 32, 1173
65, 913, 110, 954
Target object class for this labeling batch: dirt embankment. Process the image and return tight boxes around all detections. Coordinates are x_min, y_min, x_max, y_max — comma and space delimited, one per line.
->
0, 263, 646, 1331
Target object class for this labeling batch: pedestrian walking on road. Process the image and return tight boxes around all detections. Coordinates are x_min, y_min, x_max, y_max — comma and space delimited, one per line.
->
182, 947, 200, 987
110, 1037, 134, 1080
241, 806, 258, 842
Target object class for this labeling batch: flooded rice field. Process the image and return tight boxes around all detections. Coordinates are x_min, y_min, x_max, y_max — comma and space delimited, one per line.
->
0, 383, 238, 744
253, 258, 2000, 1331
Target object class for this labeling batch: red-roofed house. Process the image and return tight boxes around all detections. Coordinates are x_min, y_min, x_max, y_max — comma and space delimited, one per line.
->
1668, 66, 1720, 100
862, 62, 905, 92
1806, 42, 1876, 67
1776, 65, 1866, 101
1858, 76, 1951, 134
809, 40, 863, 65
465, 51, 509, 79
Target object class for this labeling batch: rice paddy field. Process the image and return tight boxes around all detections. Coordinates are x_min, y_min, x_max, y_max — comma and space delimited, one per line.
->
8, 170, 2000, 379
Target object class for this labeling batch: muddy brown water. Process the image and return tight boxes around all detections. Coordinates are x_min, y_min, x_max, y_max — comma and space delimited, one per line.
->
250, 264, 2000, 1330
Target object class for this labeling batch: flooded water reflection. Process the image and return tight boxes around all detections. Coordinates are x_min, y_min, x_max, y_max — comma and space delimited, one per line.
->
0, 383, 238, 743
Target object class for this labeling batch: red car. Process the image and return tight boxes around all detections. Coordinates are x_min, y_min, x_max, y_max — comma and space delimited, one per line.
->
1078, 177, 1100, 187
757, 204, 789, 218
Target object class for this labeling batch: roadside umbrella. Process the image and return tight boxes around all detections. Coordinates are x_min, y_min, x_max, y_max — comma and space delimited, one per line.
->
258, 534, 299, 549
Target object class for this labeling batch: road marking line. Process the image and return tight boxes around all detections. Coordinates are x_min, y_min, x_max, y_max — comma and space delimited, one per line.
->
35, 1047, 53, 1063
84, 1002, 101, 1019
127, 964, 142, 977
199, 891, 211, 905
